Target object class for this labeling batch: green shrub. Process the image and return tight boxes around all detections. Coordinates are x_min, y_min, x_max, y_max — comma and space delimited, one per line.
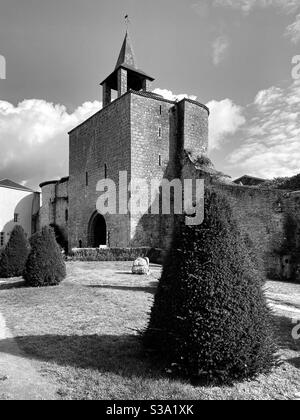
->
261, 173, 300, 190
24, 226, 66, 287
143, 188, 276, 384
0, 225, 30, 278
68, 247, 163, 263
50, 223, 68, 254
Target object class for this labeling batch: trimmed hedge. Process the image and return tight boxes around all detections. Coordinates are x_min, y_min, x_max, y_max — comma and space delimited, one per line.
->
0, 225, 30, 278
68, 247, 164, 264
143, 188, 276, 384
24, 226, 66, 287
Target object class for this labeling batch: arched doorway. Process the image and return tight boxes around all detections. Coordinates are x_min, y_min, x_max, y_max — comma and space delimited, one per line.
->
88, 212, 107, 247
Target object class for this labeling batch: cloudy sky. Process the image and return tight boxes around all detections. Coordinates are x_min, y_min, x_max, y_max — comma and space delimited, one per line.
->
0, 0, 299, 188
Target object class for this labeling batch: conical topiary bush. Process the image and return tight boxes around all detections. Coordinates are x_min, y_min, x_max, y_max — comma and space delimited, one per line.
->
0, 225, 30, 278
24, 226, 66, 287
143, 187, 276, 383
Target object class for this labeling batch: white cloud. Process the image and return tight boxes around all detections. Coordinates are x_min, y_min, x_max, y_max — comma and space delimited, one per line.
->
285, 14, 300, 43
153, 88, 197, 101
227, 80, 300, 178
191, 2, 210, 18
254, 86, 283, 110
155, 89, 245, 151
214, 0, 300, 15
207, 99, 246, 150
0, 99, 101, 189
214, 0, 300, 44
212, 36, 230, 66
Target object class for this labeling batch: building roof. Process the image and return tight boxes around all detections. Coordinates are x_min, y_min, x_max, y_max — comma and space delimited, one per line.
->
115, 31, 137, 70
0, 179, 35, 192
100, 31, 155, 86
100, 64, 155, 87
234, 175, 267, 186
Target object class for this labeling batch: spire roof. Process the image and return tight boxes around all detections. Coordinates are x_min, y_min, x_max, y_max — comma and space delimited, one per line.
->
115, 31, 137, 70
100, 30, 154, 89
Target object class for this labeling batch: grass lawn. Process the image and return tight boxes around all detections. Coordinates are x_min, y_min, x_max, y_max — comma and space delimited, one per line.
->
0, 261, 299, 400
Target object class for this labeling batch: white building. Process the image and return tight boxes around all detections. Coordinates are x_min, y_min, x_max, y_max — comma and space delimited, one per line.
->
0, 179, 40, 249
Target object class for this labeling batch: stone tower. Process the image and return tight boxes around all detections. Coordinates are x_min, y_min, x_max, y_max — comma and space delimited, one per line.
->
101, 31, 154, 106
66, 31, 209, 250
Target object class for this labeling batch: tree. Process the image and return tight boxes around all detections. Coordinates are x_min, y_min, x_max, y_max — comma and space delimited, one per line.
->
143, 188, 276, 383
24, 226, 66, 287
261, 174, 300, 191
0, 225, 30, 278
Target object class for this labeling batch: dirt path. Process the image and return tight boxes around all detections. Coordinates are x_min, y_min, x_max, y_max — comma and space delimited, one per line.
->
0, 312, 57, 400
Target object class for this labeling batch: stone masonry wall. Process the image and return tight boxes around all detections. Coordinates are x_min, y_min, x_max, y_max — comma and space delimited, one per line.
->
179, 100, 209, 160
214, 183, 300, 281
130, 95, 210, 250
130, 93, 174, 248
68, 94, 131, 249
39, 179, 69, 243
39, 183, 56, 228
181, 158, 300, 281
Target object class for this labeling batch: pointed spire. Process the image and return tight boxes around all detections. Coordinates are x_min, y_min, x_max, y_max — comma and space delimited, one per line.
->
115, 31, 137, 70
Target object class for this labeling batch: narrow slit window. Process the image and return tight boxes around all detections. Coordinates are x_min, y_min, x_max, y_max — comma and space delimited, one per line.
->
104, 164, 108, 179
159, 105, 162, 115
14, 213, 19, 223
158, 126, 162, 138
159, 155, 162, 167
86, 172, 89, 186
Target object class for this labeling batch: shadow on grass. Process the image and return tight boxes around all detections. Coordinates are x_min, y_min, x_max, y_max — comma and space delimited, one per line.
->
115, 272, 138, 275
115, 271, 161, 276
0, 334, 163, 379
287, 357, 300, 369
86, 284, 157, 294
0, 314, 296, 381
0, 280, 25, 291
